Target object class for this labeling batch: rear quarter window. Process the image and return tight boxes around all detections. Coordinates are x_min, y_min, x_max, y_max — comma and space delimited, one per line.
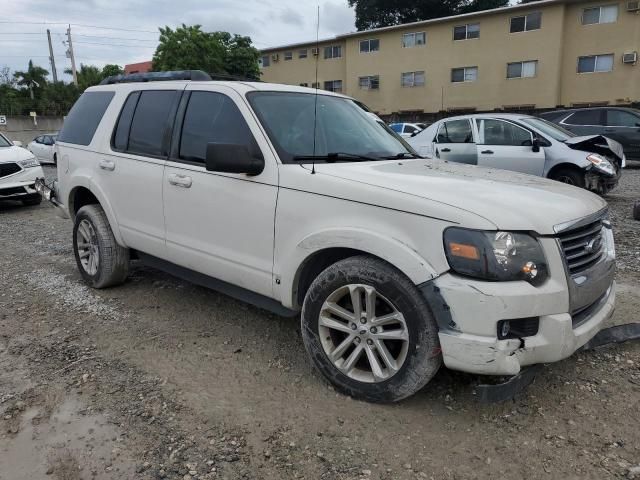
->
58, 91, 115, 146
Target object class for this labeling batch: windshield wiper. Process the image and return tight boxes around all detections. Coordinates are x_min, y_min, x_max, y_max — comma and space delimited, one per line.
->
293, 152, 379, 163
380, 152, 423, 160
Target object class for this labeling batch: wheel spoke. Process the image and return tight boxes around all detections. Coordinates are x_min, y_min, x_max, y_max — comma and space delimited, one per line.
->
364, 344, 385, 381
330, 334, 356, 361
364, 287, 377, 322
79, 250, 90, 259
372, 328, 409, 341
78, 223, 90, 242
373, 339, 398, 372
324, 301, 355, 322
77, 242, 90, 248
348, 285, 362, 319
370, 312, 404, 327
319, 315, 353, 335
340, 343, 364, 373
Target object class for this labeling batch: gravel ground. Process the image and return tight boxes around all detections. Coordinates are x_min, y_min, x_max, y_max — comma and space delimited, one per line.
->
0, 165, 639, 480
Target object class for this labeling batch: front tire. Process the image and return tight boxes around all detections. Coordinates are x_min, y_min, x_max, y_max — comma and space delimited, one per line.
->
73, 204, 129, 288
301, 255, 441, 403
550, 167, 586, 189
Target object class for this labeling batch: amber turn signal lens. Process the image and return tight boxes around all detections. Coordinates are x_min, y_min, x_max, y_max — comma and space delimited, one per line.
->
448, 242, 480, 260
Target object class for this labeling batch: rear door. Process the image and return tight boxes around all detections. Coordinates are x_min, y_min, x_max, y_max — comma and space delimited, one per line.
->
559, 109, 605, 136
433, 119, 477, 164
604, 109, 640, 159
162, 85, 278, 298
475, 118, 545, 176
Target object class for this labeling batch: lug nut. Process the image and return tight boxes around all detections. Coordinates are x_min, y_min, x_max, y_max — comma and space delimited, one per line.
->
366, 339, 373, 346
351, 323, 357, 330
370, 326, 378, 334
360, 317, 367, 324
354, 337, 361, 344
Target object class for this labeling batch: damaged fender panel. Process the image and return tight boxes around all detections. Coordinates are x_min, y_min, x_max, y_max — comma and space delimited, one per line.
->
565, 135, 625, 163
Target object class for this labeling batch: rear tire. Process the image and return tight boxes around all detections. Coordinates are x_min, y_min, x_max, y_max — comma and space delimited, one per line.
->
301, 255, 441, 403
549, 167, 586, 189
73, 204, 129, 288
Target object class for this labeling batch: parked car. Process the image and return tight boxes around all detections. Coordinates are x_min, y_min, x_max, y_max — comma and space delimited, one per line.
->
389, 122, 423, 138
408, 113, 623, 194
28, 133, 58, 165
0, 132, 43, 205
37, 71, 616, 403
539, 107, 640, 161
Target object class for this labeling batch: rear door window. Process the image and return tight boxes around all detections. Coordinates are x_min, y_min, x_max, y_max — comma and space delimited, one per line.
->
404, 125, 418, 134
178, 91, 255, 163
436, 119, 474, 143
564, 110, 603, 126
58, 91, 115, 145
606, 109, 640, 127
127, 90, 180, 157
112, 92, 140, 151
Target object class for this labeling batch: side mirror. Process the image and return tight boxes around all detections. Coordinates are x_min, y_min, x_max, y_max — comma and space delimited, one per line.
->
12, 140, 23, 147
205, 143, 264, 176
532, 136, 541, 153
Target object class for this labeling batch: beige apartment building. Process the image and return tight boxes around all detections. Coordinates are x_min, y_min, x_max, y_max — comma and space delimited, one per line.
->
259, 0, 640, 117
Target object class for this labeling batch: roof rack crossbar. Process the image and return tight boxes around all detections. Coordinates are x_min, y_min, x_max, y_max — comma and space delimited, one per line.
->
99, 70, 212, 85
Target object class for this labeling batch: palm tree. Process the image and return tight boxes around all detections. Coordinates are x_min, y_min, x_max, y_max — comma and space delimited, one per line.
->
13, 60, 49, 100
65, 64, 104, 92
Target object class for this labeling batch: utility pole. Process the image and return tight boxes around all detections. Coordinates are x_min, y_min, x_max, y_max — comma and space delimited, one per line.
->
66, 25, 78, 86
47, 29, 58, 83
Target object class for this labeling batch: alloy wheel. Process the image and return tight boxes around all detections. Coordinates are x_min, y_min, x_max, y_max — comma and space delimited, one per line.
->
76, 219, 100, 275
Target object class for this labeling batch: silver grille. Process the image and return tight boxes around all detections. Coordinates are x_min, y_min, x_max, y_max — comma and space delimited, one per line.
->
557, 218, 605, 275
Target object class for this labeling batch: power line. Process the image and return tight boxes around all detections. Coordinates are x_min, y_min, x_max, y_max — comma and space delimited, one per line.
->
73, 41, 157, 48
0, 21, 158, 34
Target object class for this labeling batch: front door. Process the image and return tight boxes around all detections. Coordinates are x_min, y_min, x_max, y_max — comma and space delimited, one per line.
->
433, 119, 477, 164
475, 118, 545, 176
162, 86, 278, 298
604, 109, 640, 159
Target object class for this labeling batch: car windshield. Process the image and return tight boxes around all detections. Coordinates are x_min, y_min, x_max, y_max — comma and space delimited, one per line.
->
519, 117, 576, 142
0, 134, 11, 147
247, 92, 416, 163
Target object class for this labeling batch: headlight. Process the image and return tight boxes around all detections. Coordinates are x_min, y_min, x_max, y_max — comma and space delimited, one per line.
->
586, 154, 615, 176
443, 228, 548, 285
18, 157, 40, 169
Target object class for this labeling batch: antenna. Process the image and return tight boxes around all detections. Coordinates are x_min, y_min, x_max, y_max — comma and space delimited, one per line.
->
311, 4, 320, 175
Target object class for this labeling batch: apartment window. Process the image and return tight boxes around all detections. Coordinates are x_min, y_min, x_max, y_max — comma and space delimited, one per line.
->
359, 39, 380, 53
453, 23, 480, 40
451, 66, 478, 83
324, 45, 342, 59
507, 60, 538, 78
312, 82, 320, 88
582, 5, 618, 25
284, 51, 293, 61
324, 80, 343, 92
299, 83, 309, 87
401, 71, 425, 87
358, 75, 380, 90
261, 55, 270, 67
299, 49, 308, 59
577, 54, 614, 73
510, 12, 542, 32
402, 32, 426, 48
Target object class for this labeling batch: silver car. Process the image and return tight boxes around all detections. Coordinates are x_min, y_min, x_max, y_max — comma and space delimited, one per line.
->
408, 113, 624, 194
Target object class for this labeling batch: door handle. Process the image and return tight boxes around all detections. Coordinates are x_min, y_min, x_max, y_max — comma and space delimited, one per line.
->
168, 173, 192, 188
440, 148, 451, 153
481, 150, 494, 154
99, 159, 115, 171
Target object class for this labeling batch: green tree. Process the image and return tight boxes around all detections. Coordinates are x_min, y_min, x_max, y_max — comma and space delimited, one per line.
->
152, 24, 260, 79
65, 64, 103, 92
101, 64, 124, 78
13, 60, 49, 99
347, 0, 509, 30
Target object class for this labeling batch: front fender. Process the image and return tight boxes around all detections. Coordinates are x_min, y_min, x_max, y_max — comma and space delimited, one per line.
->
279, 227, 441, 309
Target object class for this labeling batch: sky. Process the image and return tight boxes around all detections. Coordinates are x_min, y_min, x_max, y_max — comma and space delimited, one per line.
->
0, 0, 357, 82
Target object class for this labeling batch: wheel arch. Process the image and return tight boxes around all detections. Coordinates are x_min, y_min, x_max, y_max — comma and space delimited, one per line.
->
546, 162, 585, 180
282, 228, 440, 310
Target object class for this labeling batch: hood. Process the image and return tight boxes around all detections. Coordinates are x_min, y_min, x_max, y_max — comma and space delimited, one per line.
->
312, 159, 606, 235
0, 145, 35, 164
564, 135, 625, 162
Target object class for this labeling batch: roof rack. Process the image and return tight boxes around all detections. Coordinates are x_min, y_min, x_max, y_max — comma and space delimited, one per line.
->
99, 70, 212, 85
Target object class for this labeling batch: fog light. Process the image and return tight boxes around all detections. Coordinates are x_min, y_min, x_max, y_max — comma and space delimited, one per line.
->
500, 321, 511, 338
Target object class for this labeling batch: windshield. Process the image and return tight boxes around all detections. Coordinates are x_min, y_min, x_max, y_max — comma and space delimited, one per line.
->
0, 134, 11, 147
519, 117, 576, 142
247, 92, 415, 163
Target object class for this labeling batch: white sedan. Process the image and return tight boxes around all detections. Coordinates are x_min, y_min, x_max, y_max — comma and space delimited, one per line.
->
28, 133, 58, 165
0, 133, 44, 206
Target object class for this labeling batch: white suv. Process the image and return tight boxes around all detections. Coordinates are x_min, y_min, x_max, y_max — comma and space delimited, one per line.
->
40, 71, 616, 402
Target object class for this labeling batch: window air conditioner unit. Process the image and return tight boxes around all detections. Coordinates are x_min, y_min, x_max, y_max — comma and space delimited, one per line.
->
623, 51, 638, 64
627, 1, 640, 12
271, 54, 279, 61
312, 48, 319, 56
